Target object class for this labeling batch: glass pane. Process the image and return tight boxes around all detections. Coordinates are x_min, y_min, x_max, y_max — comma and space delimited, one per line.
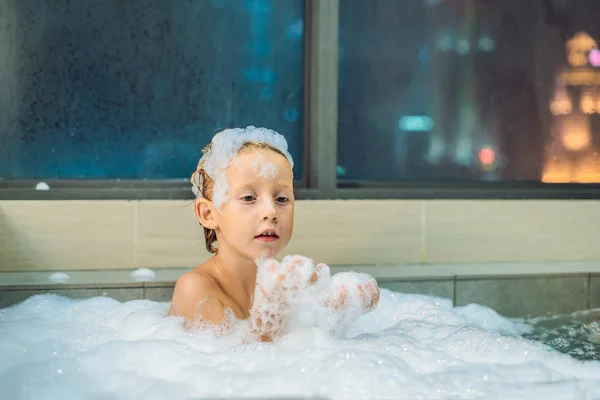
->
0, 0, 305, 179
338, 0, 600, 183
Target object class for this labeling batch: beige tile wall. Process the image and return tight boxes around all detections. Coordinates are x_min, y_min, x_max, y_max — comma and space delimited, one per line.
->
0, 199, 599, 272
284, 200, 423, 265
136, 201, 207, 268
425, 200, 600, 263
0, 201, 136, 271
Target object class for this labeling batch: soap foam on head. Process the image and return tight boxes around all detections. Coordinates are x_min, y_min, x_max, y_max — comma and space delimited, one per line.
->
252, 154, 279, 181
191, 126, 294, 211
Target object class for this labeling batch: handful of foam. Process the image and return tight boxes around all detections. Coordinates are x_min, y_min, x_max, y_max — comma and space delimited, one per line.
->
250, 255, 330, 338
250, 255, 379, 339
256, 255, 331, 301
325, 271, 379, 312
319, 271, 380, 330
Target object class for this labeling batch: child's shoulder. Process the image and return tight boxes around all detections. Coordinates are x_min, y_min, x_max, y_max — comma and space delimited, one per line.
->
174, 263, 220, 298
169, 262, 227, 323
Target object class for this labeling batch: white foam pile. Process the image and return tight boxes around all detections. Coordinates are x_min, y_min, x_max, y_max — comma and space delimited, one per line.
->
48, 273, 70, 284
1, 285, 599, 399
130, 268, 156, 282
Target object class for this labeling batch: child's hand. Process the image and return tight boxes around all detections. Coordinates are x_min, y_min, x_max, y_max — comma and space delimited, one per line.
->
250, 255, 331, 340
322, 272, 380, 314
255, 255, 331, 309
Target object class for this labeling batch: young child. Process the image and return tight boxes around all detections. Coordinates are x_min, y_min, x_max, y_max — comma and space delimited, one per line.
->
168, 126, 380, 341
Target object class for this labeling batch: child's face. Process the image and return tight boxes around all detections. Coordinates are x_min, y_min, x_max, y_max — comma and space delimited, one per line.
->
215, 149, 294, 261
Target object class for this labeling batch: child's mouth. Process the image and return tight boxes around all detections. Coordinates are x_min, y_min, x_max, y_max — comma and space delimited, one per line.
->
255, 232, 279, 242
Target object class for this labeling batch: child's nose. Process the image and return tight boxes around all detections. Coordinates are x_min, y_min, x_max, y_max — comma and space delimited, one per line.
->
261, 200, 277, 220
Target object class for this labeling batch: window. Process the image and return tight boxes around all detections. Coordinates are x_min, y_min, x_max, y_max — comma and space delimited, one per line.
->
2, 0, 599, 200
0, 0, 305, 180
338, 0, 600, 184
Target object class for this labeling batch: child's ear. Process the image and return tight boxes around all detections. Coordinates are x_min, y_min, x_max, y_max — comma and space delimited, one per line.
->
195, 198, 218, 230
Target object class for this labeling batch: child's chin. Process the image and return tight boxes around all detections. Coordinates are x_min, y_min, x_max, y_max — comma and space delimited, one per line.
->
252, 248, 279, 261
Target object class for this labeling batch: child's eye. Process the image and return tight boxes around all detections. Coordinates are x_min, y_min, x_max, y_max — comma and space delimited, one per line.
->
275, 196, 289, 204
241, 195, 256, 202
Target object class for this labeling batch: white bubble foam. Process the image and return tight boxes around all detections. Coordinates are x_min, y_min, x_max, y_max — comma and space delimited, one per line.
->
252, 159, 279, 181
35, 182, 50, 190
191, 126, 294, 211
130, 268, 156, 282
455, 303, 533, 336
1, 288, 599, 399
49, 273, 70, 284
249, 256, 335, 340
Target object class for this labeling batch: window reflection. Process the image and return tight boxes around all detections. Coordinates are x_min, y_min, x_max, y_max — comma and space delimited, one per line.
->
544, 32, 600, 183
338, 0, 600, 183
0, 0, 304, 180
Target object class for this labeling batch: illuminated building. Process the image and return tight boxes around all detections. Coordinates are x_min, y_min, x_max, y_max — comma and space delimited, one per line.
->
543, 32, 600, 183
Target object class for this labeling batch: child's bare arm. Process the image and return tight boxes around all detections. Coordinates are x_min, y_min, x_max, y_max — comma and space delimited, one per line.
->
169, 273, 226, 325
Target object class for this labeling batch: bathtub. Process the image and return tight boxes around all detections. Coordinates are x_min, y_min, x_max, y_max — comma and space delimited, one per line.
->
1, 286, 599, 400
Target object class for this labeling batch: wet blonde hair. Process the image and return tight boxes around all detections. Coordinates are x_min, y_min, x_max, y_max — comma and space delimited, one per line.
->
192, 141, 290, 254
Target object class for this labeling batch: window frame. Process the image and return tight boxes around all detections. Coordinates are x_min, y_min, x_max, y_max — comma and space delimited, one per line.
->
2, 0, 600, 201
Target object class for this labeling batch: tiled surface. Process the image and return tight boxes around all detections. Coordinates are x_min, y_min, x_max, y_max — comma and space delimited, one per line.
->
425, 200, 600, 263
2, 263, 600, 287
135, 201, 209, 269
0, 201, 135, 271
436, 260, 600, 277
1, 199, 600, 273
379, 279, 454, 301
591, 275, 600, 309
455, 276, 589, 317
0, 283, 143, 291
284, 200, 423, 265
144, 268, 190, 286
0, 288, 143, 308
136, 199, 424, 267
145, 286, 175, 302
0, 269, 145, 287
1, 273, 596, 318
